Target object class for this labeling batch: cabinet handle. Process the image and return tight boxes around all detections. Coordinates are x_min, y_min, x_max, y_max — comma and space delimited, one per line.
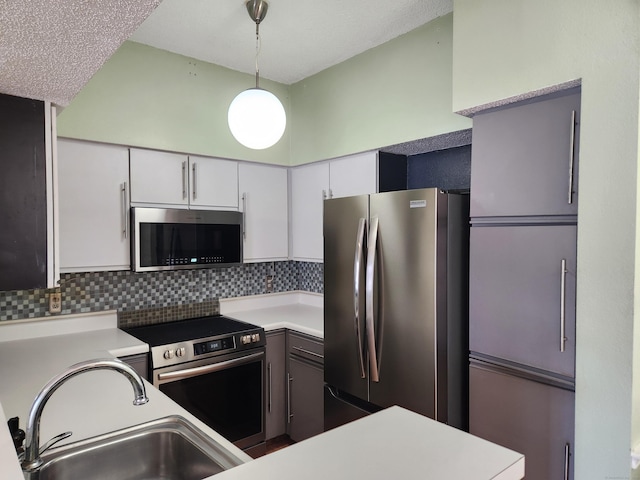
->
241, 192, 247, 239
192, 162, 197, 200
121, 181, 128, 239
329, 188, 333, 199
568, 110, 576, 204
267, 362, 272, 413
182, 161, 187, 200
564, 443, 571, 480
287, 372, 293, 423
322, 189, 327, 200
560, 259, 568, 352
291, 346, 324, 360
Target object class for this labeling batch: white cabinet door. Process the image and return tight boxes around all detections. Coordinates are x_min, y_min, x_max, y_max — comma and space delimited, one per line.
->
239, 163, 288, 262
189, 156, 238, 210
58, 139, 130, 272
130, 148, 189, 207
290, 162, 330, 261
329, 151, 378, 199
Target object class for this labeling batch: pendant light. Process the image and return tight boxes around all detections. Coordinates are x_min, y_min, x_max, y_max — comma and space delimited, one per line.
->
228, 0, 286, 150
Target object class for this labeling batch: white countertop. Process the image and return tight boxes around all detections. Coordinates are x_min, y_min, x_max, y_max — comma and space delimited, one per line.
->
220, 291, 324, 338
0, 299, 524, 480
0, 311, 251, 479
213, 406, 524, 480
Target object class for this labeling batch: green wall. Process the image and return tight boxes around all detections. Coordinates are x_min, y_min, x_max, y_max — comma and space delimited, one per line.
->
57, 41, 291, 165
452, 1, 640, 478
289, 14, 470, 165
57, 14, 469, 166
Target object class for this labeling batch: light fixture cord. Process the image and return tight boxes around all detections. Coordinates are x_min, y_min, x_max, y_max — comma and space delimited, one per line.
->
255, 21, 261, 88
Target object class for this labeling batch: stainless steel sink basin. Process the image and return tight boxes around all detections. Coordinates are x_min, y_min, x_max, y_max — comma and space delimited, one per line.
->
29, 415, 246, 480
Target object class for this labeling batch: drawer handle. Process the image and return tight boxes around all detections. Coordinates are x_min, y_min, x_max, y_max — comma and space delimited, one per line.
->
291, 346, 324, 360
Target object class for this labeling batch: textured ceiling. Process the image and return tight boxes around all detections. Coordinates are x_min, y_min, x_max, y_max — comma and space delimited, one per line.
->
127, 0, 453, 85
0, 0, 452, 107
0, 0, 161, 106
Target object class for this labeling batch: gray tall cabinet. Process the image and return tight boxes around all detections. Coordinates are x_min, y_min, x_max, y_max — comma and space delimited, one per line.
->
468, 88, 580, 480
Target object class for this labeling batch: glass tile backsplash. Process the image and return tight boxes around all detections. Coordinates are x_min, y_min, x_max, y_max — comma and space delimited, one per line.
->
0, 261, 323, 322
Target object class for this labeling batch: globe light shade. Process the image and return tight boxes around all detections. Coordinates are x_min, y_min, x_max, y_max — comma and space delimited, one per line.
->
228, 88, 286, 150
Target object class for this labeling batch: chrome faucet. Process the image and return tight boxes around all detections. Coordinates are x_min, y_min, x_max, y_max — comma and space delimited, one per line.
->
21, 358, 149, 472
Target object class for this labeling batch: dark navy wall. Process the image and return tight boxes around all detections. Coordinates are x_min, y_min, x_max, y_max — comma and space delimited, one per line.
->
407, 145, 472, 192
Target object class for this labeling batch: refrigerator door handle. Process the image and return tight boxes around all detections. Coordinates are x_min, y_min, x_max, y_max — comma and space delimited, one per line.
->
560, 258, 568, 352
366, 216, 381, 382
354, 218, 367, 379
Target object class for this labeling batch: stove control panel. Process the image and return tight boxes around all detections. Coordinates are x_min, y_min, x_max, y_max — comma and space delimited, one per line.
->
194, 337, 235, 356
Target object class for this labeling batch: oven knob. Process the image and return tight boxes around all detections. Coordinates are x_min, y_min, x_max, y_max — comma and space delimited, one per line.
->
163, 349, 174, 360
251, 333, 260, 343
175, 347, 185, 357
241, 335, 251, 345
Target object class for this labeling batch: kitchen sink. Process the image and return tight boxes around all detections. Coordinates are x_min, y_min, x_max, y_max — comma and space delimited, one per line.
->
28, 415, 246, 480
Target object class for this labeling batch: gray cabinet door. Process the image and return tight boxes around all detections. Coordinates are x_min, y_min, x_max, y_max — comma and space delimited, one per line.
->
469, 364, 574, 480
469, 224, 577, 377
470, 90, 580, 218
287, 356, 324, 443
265, 331, 286, 440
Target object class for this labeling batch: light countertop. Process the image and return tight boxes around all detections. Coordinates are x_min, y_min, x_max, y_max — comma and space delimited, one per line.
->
220, 291, 323, 338
0, 298, 524, 480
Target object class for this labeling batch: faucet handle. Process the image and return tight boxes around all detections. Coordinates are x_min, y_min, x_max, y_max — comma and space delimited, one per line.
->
7, 417, 25, 453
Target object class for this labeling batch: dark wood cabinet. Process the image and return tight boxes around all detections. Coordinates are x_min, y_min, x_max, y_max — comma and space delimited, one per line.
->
265, 330, 287, 440
286, 331, 324, 443
0, 93, 48, 291
470, 89, 580, 218
470, 363, 574, 480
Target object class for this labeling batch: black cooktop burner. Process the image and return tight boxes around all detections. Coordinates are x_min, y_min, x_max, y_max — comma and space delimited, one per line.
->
124, 315, 260, 347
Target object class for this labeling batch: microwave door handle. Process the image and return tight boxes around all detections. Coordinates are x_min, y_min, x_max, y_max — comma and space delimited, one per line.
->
354, 217, 366, 379
366, 216, 380, 382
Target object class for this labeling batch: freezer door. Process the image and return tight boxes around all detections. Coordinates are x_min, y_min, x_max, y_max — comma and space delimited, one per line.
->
367, 189, 443, 419
324, 195, 369, 401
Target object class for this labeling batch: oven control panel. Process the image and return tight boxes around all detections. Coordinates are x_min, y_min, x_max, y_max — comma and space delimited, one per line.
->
194, 337, 235, 356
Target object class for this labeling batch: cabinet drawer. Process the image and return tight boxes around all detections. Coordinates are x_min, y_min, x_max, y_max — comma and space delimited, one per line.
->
288, 332, 324, 365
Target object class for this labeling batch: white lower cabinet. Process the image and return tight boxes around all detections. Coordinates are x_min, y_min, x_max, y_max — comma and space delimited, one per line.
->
57, 139, 131, 272
238, 163, 288, 262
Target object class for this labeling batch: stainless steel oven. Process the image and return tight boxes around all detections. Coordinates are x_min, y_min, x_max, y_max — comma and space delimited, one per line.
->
124, 316, 266, 453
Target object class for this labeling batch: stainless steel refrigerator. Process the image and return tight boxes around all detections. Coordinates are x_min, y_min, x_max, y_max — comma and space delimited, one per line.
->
323, 188, 469, 431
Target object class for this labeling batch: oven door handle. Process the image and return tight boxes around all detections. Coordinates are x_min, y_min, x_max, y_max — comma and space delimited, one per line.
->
157, 351, 264, 382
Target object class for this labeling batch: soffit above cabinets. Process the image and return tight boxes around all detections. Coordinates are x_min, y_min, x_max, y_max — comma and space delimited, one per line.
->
0, 0, 161, 106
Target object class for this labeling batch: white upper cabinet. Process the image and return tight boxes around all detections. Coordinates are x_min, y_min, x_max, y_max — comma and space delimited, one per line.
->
328, 151, 378, 199
290, 162, 330, 262
57, 139, 131, 272
189, 155, 238, 210
290, 151, 378, 261
130, 148, 238, 210
239, 163, 289, 262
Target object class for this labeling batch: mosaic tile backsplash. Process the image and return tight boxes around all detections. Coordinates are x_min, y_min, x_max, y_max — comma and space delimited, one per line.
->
0, 261, 323, 322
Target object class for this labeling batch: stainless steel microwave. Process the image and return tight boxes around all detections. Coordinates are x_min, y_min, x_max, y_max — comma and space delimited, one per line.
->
131, 207, 243, 272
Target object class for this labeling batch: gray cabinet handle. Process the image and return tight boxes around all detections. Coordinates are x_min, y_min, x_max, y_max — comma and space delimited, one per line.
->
329, 188, 333, 199
192, 162, 197, 200
366, 216, 381, 382
182, 161, 187, 200
322, 189, 327, 200
291, 346, 324, 360
286, 372, 293, 423
353, 218, 366, 379
121, 181, 128, 239
241, 193, 247, 239
568, 110, 576, 204
267, 362, 272, 413
564, 443, 571, 480
560, 259, 568, 352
